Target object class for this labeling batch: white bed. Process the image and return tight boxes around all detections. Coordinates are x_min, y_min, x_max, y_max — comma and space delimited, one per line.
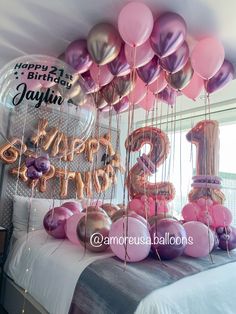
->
4, 229, 236, 314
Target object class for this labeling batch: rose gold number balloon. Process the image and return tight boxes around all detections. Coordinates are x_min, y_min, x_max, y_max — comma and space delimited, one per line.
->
186, 120, 225, 204
125, 127, 175, 201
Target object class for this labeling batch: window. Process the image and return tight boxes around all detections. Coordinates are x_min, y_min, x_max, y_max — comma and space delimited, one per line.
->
138, 103, 236, 224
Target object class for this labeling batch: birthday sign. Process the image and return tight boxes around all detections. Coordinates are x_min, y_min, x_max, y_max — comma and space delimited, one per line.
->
0, 119, 124, 198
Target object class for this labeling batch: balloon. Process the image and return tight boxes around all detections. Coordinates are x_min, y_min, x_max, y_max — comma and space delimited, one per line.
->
113, 74, 135, 98
65, 39, 92, 73
150, 13, 187, 58
77, 211, 111, 252
182, 72, 204, 100
191, 37, 225, 79
125, 40, 155, 68
150, 219, 187, 260
165, 61, 193, 90
25, 157, 35, 167
62, 201, 82, 213
93, 92, 107, 109
99, 105, 112, 113
81, 71, 99, 94
100, 203, 120, 218
138, 90, 155, 111
43, 207, 73, 239
65, 212, 85, 245
118, 2, 154, 47
81, 205, 107, 215
109, 217, 151, 262
128, 198, 145, 216
197, 198, 214, 208
113, 96, 130, 113
160, 41, 189, 73
158, 85, 178, 106
87, 23, 122, 65
26, 165, 42, 180
205, 60, 234, 94
101, 83, 120, 105
90, 63, 114, 86
182, 202, 201, 222
218, 226, 236, 251
129, 76, 147, 104
183, 221, 214, 257
126, 127, 175, 202
212, 230, 220, 250
34, 156, 50, 174
149, 70, 167, 94
107, 44, 130, 76
211, 204, 232, 228
137, 56, 161, 85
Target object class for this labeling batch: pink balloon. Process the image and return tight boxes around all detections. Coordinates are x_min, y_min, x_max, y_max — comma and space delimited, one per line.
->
182, 203, 201, 222
138, 90, 155, 111
198, 210, 213, 226
211, 205, 232, 228
125, 40, 155, 68
182, 72, 204, 100
128, 211, 150, 228
149, 70, 167, 94
118, 2, 154, 47
109, 217, 151, 262
128, 198, 144, 216
62, 201, 82, 213
184, 221, 214, 257
129, 76, 147, 104
90, 63, 114, 86
191, 37, 225, 79
65, 212, 85, 244
197, 198, 213, 209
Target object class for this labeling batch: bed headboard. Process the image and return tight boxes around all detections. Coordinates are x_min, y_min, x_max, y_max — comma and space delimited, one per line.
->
0, 105, 119, 231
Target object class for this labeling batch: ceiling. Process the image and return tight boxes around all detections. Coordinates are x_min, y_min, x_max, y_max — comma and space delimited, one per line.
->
1, 0, 236, 67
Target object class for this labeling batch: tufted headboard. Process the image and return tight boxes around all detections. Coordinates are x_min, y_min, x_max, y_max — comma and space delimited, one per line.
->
0, 105, 119, 231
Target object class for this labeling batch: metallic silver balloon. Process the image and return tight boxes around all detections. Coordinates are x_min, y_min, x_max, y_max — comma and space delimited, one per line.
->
101, 82, 120, 105
93, 92, 108, 109
114, 74, 135, 98
87, 23, 122, 65
77, 211, 112, 252
165, 61, 193, 90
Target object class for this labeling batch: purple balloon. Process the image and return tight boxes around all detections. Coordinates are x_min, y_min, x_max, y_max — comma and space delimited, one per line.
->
150, 12, 187, 58
65, 39, 93, 73
34, 156, 50, 174
137, 56, 161, 84
25, 157, 35, 167
113, 96, 130, 113
108, 44, 130, 76
26, 165, 42, 180
150, 218, 187, 260
158, 85, 178, 106
212, 231, 220, 250
160, 41, 189, 73
219, 226, 236, 251
81, 71, 99, 94
43, 207, 73, 239
205, 60, 234, 94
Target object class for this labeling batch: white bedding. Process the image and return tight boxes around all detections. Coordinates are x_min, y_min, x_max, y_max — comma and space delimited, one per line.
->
5, 230, 113, 314
5, 230, 236, 314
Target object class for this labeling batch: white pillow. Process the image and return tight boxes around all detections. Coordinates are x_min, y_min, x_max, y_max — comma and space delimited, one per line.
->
12, 196, 78, 240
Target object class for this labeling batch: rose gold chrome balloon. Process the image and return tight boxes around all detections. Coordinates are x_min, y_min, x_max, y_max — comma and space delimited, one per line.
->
77, 211, 111, 252
101, 203, 120, 218
87, 23, 122, 65
165, 61, 193, 90
126, 127, 175, 202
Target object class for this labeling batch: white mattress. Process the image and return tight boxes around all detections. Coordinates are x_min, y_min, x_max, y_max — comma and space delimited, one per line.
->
5, 230, 236, 314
